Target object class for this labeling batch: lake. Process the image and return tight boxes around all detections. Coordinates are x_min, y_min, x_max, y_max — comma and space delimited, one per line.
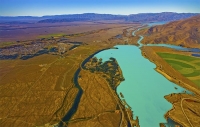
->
95, 44, 190, 127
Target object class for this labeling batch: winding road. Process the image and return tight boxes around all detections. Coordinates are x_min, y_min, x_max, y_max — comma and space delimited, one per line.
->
180, 97, 200, 127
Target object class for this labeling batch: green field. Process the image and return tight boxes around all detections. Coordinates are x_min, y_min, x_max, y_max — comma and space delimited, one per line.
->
196, 62, 200, 66
158, 53, 198, 62
157, 52, 200, 87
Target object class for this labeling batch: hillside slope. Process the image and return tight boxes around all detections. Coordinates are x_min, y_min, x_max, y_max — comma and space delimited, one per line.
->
138, 15, 200, 48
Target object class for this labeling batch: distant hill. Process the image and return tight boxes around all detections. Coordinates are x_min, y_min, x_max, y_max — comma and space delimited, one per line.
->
138, 14, 200, 48
0, 16, 45, 22
0, 12, 199, 23
127, 12, 198, 22
38, 13, 126, 23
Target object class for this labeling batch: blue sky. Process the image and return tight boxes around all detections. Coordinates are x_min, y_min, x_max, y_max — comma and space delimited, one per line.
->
0, 0, 200, 16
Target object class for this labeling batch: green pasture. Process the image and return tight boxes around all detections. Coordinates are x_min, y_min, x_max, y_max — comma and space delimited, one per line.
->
158, 52, 198, 62
196, 62, 200, 66
165, 59, 196, 69
157, 52, 200, 87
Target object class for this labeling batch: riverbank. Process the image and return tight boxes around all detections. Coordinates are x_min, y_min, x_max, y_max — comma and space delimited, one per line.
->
164, 93, 200, 127
140, 46, 200, 126
84, 53, 139, 126
111, 62, 140, 127
141, 46, 200, 95
114, 61, 140, 127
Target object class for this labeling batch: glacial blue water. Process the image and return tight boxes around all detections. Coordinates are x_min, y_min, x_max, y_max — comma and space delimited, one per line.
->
95, 44, 190, 127
147, 43, 200, 53
146, 21, 169, 27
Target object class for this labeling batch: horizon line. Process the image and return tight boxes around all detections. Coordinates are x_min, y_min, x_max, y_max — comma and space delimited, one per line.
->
0, 12, 199, 17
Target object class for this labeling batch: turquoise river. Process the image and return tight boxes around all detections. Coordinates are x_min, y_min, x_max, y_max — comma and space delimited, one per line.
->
95, 35, 192, 126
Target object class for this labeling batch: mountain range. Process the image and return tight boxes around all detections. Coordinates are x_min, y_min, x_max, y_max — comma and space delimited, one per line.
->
0, 12, 199, 23
138, 14, 200, 48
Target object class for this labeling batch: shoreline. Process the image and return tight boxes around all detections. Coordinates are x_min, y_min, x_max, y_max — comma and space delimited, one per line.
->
78, 46, 137, 126
91, 47, 140, 127
141, 47, 200, 95
113, 48, 140, 127
140, 49, 183, 126
140, 47, 200, 126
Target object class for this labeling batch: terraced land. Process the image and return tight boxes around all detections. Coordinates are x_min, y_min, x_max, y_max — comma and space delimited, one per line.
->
157, 52, 200, 87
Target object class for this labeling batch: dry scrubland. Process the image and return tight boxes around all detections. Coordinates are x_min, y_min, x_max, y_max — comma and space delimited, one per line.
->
0, 21, 138, 43
68, 70, 121, 127
0, 54, 78, 126
0, 45, 104, 126
0, 23, 139, 127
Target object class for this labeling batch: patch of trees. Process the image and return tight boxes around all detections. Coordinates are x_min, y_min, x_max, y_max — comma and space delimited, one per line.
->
85, 57, 125, 90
